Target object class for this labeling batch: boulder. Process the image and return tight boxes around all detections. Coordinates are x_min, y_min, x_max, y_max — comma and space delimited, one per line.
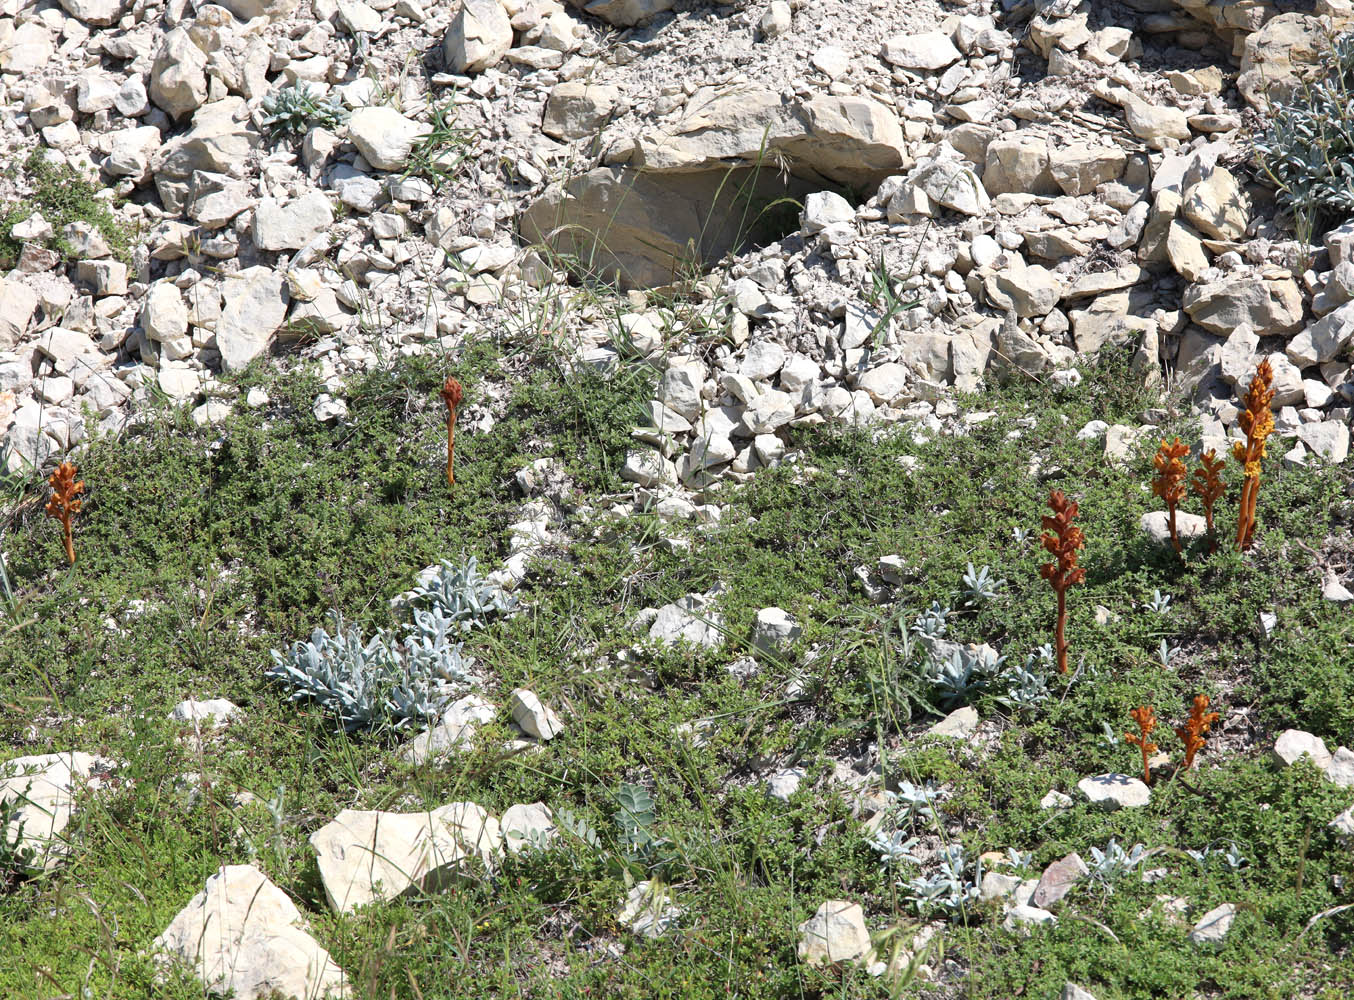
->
565, 0, 673, 26
348, 107, 431, 171
1048, 144, 1127, 197
0, 278, 39, 349
444, 0, 513, 74
142, 281, 189, 343
1182, 273, 1305, 335
881, 31, 962, 70
153, 99, 259, 215
152, 865, 347, 1000
542, 82, 620, 140
253, 192, 335, 252
149, 26, 207, 119
1076, 772, 1150, 809
983, 134, 1057, 196
986, 254, 1061, 318
215, 267, 290, 372
57, 0, 124, 26
797, 900, 872, 966
310, 803, 501, 913
1287, 301, 1354, 366
214, 0, 297, 18
1239, 14, 1335, 111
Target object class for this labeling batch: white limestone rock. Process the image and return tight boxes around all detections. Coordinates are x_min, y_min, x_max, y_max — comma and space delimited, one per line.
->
1076, 773, 1151, 809
152, 865, 347, 1000
797, 900, 872, 966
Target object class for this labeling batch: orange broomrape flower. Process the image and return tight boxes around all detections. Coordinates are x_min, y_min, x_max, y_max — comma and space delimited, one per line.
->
1151, 437, 1191, 556
1190, 449, 1227, 554
440, 376, 463, 490
1125, 705, 1159, 785
1232, 360, 1275, 551
1174, 694, 1220, 771
44, 461, 84, 566
1038, 490, 1086, 675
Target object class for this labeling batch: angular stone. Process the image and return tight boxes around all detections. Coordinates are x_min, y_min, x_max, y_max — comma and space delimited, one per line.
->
909, 152, 990, 216
509, 688, 563, 740
542, 82, 619, 141
752, 606, 801, 654
402, 694, 497, 763
216, 267, 290, 372
253, 192, 334, 252
1032, 852, 1088, 909
797, 900, 871, 966
1238, 13, 1332, 112
1325, 746, 1354, 787
444, 0, 513, 74
1183, 166, 1249, 241
149, 26, 207, 119
168, 698, 241, 728
1182, 273, 1304, 336
881, 31, 962, 70
0, 278, 39, 349
1188, 903, 1237, 948
1139, 510, 1208, 547
501, 802, 556, 852
926, 705, 978, 739
1272, 729, 1333, 770
1166, 221, 1209, 282
986, 255, 1061, 318
566, 0, 673, 27
1, 752, 114, 871
348, 107, 431, 172
1287, 301, 1354, 367
983, 133, 1057, 196
1076, 772, 1151, 809
1048, 144, 1127, 197
310, 803, 501, 913
152, 865, 346, 1000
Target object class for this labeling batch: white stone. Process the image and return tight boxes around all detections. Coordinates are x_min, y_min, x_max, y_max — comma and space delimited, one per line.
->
648, 593, 724, 648
310, 803, 501, 913
740, 341, 787, 381
401, 695, 497, 763
802, 191, 854, 233
882, 31, 962, 70
509, 688, 563, 740
1, 752, 113, 871
312, 394, 348, 422
752, 606, 801, 654
1188, 903, 1237, 948
254, 193, 334, 252
444, 0, 513, 74
766, 767, 806, 802
149, 27, 208, 119
759, 1, 791, 37
347, 107, 431, 172
1287, 301, 1354, 367
1273, 729, 1333, 770
1325, 746, 1354, 787
152, 865, 347, 1000
1139, 510, 1209, 548
168, 699, 241, 728
216, 267, 290, 372
798, 900, 872, 966
501, 802, 556, 852
1076, 773, 1151, 809
618, 880, 682, 938
926, 706, 978, 739
1040, 789, 1072, 810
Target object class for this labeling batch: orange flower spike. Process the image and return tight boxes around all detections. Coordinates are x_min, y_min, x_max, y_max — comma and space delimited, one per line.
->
44, 461, 85, 566
1232, 360, 1275, 550
1038, 490, 1087, 675
1174, 694, 1220, 771
1125, 705, 1159, 785
1190, 449, 1227, 553
440, 376, 463, 490
1151, 437, 1191, 556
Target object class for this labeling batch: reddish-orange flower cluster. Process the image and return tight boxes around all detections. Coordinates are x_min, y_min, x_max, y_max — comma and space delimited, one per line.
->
1175, 694, 1220, 771
441, 376, 463, 490
1039, 490, 1086, 675
44, 461, 84, 565
1125, 705, 1159, 785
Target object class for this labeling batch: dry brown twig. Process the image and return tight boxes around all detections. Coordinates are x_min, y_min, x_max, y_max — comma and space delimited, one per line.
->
44, 461, 84, 566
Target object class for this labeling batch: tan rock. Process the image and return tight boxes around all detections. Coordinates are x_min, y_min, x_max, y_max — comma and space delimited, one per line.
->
1182, 166, 1249, 241
1048, 143, 1127, 197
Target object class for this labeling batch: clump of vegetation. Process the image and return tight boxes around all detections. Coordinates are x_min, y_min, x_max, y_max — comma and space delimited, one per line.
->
259, 83, 350, 144
403, 95, 476, 187
0, 149, 130, 268
1253, 30, 1354, 240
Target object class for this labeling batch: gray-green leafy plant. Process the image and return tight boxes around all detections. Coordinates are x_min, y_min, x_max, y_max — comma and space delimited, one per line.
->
905, 844, 981, 917
267, 557, 510, 731
1253, 30, 1354, 242
260, 84, 350, 144
961, 562, 1004, 605
1087, 839, 1146, 890
927, 644, 1006, 709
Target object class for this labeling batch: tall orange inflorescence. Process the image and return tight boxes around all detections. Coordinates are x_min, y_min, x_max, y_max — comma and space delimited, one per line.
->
441, 376, 463, 490
1175, 694, 1220, 771
1039, 489, 1086, 675
1190, 449, 1226, 554
1232, 360, 1275, 551
44, 461, 84, 566
1125, 705, 1159, 786
1151, 437, 1191, 556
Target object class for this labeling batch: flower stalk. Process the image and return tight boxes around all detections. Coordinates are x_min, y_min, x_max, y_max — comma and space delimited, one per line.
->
1232, 360, 1275, 551
1174, 694, 1220, 772
1151, 437, 1190, 556
1125, 705, 1159, 785
1190, 449, 1226, 555
441, 376, 463, 491
1039, 489, 1086, 675
44, 461, 84, 566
